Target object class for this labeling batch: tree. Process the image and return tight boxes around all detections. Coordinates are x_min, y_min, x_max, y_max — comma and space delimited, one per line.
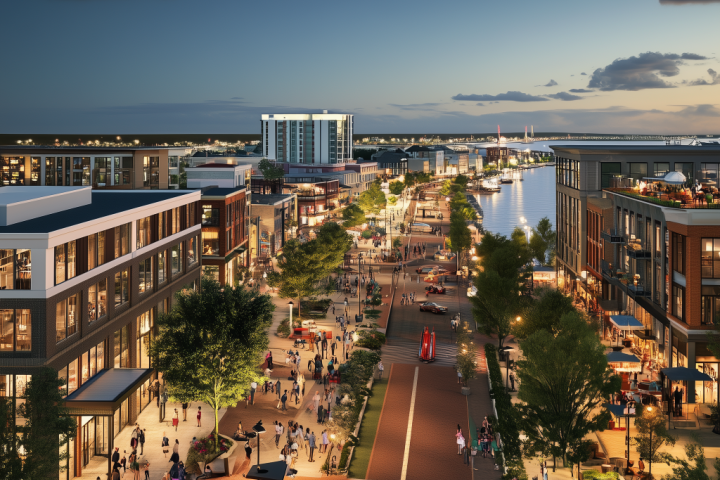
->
456, 329, 477, 386
439, 180, 452, 196
257, 158, 285, 181
388, 196, 397, 206
358, 181, 386, 215
315, 222, 353, 276
514, 287, 577, 340
470, 268, 521, 350
449, 191, 469, 212
454, 174, 469, 188
516, 313, 621, 469
353, 148, 377, 160
389, 180, 404, 195
449, 211, 472, 255
341, 204, 367, 228
634, 405, 675, 474
529, 217, 556, 266
149, 277, 273, 450
17, 368, 77, 480
661, 438, 710, 480
404, 172, 417, 189
0, 397, 22, 478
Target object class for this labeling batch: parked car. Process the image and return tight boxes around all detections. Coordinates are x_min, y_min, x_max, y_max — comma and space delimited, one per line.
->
419, 302, 448, 314
416, 265, 454, 275
433, 251, 457, 261
410, 223, 432, 233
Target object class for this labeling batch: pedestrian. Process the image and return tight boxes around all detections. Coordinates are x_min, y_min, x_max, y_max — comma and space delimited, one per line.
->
308, 431, 317, 462
170, 439, 180, 464
378, 361, 384, 380
275, 421, 284, 448
131, 425, 139, 450
173, 409, 179, 431
120, 451, 127, 473
457, 431, 465, 455
161, 432, 169, 458
139, 428, 146, 455
143, 461, 150, 480
317, 404, 324, 424
196, 406, 202, 427
182, 402, 188, 421
281, 390, 288, 411
112, 447, 120, 468
509, 372, 516, 391
250, 380, 257, 405
266, 351, 274, 370
462, 444, 470, 465
543, 461, 549, 480
321, 430, 329, 453
276, 379, 282, 400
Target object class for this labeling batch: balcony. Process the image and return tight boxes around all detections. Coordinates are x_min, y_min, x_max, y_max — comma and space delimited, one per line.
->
606, 186, 720, 209
626, 238, 651, 260
628, 281, 651, 297
601, 229, 625, 244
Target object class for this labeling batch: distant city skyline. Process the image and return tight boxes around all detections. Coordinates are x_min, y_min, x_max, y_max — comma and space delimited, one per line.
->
1, 0, 719, 134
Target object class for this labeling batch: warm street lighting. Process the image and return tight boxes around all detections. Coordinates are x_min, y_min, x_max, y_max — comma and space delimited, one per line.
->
252, 420, 267, 473
516, 316, 521, 322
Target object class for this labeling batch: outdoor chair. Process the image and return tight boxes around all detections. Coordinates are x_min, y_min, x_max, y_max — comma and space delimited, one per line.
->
629, 460, 645, 479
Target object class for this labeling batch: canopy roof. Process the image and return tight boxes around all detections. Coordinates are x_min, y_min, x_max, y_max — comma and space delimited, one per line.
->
609, 315, 644, 330
606, 352, 641, 363
63, 368, 154, 415
661, 367, 713, 382
603, 403, 637, 418
244, 461, 289, 480
643, 171, 687, 185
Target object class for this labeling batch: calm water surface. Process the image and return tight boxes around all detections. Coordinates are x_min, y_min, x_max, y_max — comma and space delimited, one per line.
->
475, 166, 556, 237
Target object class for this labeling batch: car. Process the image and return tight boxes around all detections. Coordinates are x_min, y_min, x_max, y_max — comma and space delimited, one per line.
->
433, 251, 457, 261
416, 265, 454, 275
419, 302, 448, 314
410, 223, 433, 233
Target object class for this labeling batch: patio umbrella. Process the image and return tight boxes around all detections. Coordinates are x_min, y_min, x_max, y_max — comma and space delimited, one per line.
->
606, 352, 640, 363
643, 171, 687, 185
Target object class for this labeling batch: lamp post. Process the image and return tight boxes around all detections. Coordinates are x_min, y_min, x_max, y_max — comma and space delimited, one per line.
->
288, 300, 294, 327
252, 420, 267, 473
646, 407, 653, 476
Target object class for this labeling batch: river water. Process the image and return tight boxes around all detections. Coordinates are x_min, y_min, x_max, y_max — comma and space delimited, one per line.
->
474, 165, 556, 237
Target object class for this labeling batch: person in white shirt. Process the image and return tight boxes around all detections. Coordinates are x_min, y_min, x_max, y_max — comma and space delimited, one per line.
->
250, 381, 258, 405
275, 422, 284, 448
378, 361, 384, 379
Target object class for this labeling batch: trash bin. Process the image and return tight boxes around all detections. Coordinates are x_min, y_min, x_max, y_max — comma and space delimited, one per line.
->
355, 314, 363, 323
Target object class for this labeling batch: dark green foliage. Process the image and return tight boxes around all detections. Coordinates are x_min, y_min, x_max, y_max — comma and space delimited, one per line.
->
389, 180, 404, 195
529, 217, 556, 266
17, 368, 77, 480
514, 287, 576, 340
358, 181, 387, 215
342, 204, 367, 227
0, 397, 22, 478
257, 158, 285, 181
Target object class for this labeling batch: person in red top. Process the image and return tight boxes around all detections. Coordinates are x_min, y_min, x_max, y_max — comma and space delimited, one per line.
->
196, 406, 202, 427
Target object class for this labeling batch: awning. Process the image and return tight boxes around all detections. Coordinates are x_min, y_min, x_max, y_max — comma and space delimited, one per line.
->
661, 367, 713, 382
606, 352, 640, 363
225, 244, 247, 262
603, 403, 637, 418
609, 315, 644, 330
244, 461, 289, 480
597, 299, 621, 313
63, 368, 154, 415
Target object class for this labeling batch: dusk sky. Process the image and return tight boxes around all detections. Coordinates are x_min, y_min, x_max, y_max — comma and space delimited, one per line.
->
3, 0, 720, 134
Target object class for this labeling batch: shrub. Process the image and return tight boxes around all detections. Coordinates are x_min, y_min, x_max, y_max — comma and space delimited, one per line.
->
357, 329, 386, 351
582, 470, 619, 480
277, 318, 291, 338
185, 434, 233, 474
361, 230, 372, 239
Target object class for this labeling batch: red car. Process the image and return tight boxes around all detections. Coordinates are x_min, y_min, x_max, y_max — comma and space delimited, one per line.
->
425, 285, 446, 294
419, 302, 449, 314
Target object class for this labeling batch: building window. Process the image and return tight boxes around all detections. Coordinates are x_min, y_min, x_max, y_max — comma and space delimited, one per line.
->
654, 162, 670, 177
171, 207, 181, 235
188, 236, 198, 267
137, 310, 153, 369
45, 157, 55, 186
601, 162, 621, 188
0, 309, 31, 352
202, 206, 219, 226
88, 280, 107, 323
628, 163, 648, 184
136, 216, 152, 250
171, 243, 183, 276
202, 231, 219, 256
158, 212, 166, 240
113, 324, 130, 368
114, 269, 129, 307
114, 224, 131, 259
0, 249, 31, 290
143, 156, 159, 188
701, 238, 720, 278
158, 250, 167, 285
227, 230, 232, 252
672, 284, 685, 322
202, 265, 220, 281
56, 294, 78, 343
54, 241, 76, 285
702, 286, 720, 325
673, 233, 685, 275
138, 257, 153, 294
88, 230, 108, 268
95, 157, 110, 185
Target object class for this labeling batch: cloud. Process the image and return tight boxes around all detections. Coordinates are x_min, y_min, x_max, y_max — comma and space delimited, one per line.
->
581, 72, 587, 75
569, 88, 594, 93
545, 92, 584, 101
686, 68, 720, 85
588, 51, 708, 91
451, 91, 549, 102
476, 103, 485, 106
540, 79, 558, 87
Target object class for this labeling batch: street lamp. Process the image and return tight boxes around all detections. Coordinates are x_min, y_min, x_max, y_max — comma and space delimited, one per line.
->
251, 420, 267, 473
646, 407, 653, 476
327, 434, 337, 473
288, 301, 294, 327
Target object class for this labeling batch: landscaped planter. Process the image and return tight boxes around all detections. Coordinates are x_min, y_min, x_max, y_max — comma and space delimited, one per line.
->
461, 386, 471, 396
197, 434, 238, 476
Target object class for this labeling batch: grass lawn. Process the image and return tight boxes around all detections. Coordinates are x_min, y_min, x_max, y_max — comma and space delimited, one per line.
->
348, 377, 388, 478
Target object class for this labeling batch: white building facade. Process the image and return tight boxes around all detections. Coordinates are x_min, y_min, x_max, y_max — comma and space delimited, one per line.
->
261, 112, 354, 164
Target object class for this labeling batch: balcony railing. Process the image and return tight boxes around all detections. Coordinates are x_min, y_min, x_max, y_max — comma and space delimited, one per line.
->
626, 238, 651, 259
628, 281, 651, 297
606, 187, 720, 209
601, 229, 625, 244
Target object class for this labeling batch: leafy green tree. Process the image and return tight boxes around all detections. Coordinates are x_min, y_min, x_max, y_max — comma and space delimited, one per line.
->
315, 222, 353, 276
634, 405, 675, 474
514, 287, 576, 340
529, 217, 556, 266
470, 268, 522, 350
150, 277, 273, 449
516, 313, 621, 469
358, 181, 387, 215
511, 226, 528, 248
449, 211, 472, 255
257, 158, 285, 181
439, 180, 452, 196
449, 191, 469, 212
404, 172, 416, 189
353, 148, 377, 160
389, 180, 404, 195
458, 206, 478, 221
341, 203, 367, 228
0, 397, 22, 478
454, 174, 469, 188
661, 438, 710, 480
17, 368, 77, 480
456, 329, 477, 386
388, 196, 397, 206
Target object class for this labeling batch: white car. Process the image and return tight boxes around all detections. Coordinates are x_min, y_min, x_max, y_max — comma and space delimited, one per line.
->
467, 285, 477, 297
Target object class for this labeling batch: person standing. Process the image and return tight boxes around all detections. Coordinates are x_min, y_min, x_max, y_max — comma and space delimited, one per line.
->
276, 379, 282, 401
250, 380, 257, 405
196, 406, 202, 427
281, 390, 288, 411
138, 428, 146, 455
378, 361, 384, 380
542, 461, 549, 480
143, 460, 150, 480
457, 431, 465, 455
172, 409, 179, 431
170, 439, 180, 464
317, 404, 325, 424
181, 402, 188, 422
161, 432, 169, 458
275, 421, 284, 448
308, 431, 317, 462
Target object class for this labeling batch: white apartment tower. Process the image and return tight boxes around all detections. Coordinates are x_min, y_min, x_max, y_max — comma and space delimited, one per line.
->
261, 112, 354, 164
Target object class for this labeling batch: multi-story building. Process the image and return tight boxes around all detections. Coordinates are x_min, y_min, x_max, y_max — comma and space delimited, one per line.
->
367, 150, 408, 177
554, 144, 720, 406
0, 146, 188, 189
199, 187, 249, 286
250, 194, 297, 257
0, 186, 201, 478
261, 111, 354, 164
